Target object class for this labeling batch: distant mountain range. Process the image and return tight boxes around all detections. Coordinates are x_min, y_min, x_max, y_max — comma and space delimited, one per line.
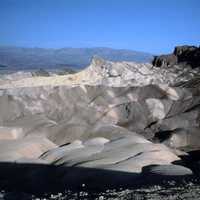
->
0, 46, 153, 71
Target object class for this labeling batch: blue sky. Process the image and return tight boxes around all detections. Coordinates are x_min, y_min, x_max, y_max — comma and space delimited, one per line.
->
0, 0, 199, 54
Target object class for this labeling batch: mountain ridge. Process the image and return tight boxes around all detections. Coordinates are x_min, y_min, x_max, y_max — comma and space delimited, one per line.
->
0, 46, 153, 70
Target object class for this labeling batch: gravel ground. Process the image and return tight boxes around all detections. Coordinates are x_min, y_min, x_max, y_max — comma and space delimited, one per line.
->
1, 181, 200, 200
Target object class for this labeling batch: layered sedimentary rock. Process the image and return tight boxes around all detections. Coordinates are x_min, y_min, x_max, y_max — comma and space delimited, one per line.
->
0, 56, 199, 191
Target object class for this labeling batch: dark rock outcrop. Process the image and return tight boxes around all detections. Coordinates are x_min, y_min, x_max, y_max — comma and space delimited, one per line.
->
152, 54, 177, 67
174, 45, 200, 68
153, 45, 200, 68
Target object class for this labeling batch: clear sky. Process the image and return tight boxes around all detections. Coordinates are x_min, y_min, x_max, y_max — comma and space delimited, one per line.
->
0, 0, 200, 54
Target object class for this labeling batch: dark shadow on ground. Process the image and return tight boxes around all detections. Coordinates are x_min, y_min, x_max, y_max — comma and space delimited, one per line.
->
177, 150, 200, 175
0, 162, 195, 196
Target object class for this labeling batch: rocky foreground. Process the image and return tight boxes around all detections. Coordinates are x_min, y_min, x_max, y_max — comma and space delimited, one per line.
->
1, 181, 200, 200
0, 46, 200, 197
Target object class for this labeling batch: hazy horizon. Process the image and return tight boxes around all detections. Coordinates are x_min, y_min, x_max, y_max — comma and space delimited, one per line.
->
0, 45, 155, 54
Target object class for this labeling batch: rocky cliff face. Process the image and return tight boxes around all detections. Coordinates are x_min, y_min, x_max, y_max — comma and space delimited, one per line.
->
0, 56, 199, 192
152, 45, 200, 69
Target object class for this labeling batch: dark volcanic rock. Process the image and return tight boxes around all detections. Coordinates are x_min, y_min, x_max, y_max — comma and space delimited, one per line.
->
174, 45, 197, 57
153, 45, 200, 69
174, 45, 200, 68
152, 54, 177, 67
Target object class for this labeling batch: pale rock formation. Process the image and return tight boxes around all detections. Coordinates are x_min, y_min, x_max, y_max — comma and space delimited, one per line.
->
0, 57, 199, 190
